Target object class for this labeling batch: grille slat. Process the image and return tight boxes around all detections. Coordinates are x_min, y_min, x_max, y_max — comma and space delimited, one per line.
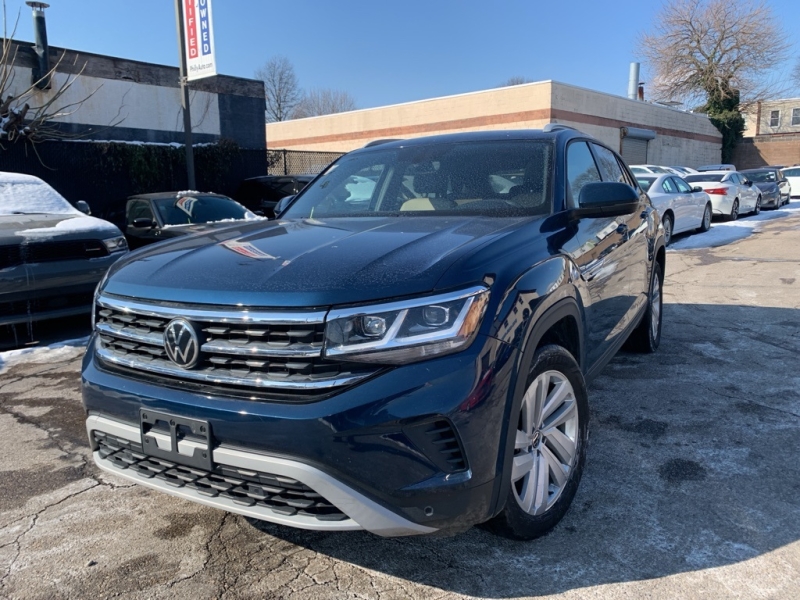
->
95, 433, 348, 521
94, 295, 376, 394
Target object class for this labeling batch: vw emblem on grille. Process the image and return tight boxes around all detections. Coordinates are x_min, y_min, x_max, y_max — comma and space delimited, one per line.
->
164, 318, 200, 369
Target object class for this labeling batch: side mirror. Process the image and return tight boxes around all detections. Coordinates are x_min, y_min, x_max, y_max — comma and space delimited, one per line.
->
575, 182, 640, 218
692, 186, 703, 193
254, 210, 265, 217
274, 194, 295, 217
75, 200, 92, 215
745, 180, 753, 186
131, 217, 156, 229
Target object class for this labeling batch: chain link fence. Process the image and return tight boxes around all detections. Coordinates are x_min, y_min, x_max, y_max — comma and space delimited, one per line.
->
267, 149, 345, 176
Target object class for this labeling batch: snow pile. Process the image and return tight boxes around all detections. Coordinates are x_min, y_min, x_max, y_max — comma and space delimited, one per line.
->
670, 204, 800, 250
0, 174, 81, 216
16, 215, 119, 237
0, 336, 89, 376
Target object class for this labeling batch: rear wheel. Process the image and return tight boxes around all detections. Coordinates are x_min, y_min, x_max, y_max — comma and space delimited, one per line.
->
626, 259, 663, 353
753, 195, 761, 215
662, 214, 673, 246
698, 203, 712, 232
727, 199, 739, 221
487, 345, 589, 540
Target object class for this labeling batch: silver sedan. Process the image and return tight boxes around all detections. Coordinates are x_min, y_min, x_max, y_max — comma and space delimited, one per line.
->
635, 174, 712, 245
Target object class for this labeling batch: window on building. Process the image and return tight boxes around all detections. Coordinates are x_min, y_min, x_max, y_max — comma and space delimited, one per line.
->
770, 110, 780, 127
792, 108, 800, 126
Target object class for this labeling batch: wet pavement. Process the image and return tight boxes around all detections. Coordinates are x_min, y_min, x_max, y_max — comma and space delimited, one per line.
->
1, 211, 799, 599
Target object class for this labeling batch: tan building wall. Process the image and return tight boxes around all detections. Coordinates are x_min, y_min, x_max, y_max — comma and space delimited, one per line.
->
744, 98, 800, 137
266, 80, 721, 167
732, 135, 800, 169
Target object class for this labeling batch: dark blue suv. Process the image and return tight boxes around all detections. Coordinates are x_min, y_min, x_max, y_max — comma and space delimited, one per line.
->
82, 127, 665, 539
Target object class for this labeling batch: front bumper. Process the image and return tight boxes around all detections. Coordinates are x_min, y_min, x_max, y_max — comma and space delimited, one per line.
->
82, 332, 515, 535
87, 415, 434, 536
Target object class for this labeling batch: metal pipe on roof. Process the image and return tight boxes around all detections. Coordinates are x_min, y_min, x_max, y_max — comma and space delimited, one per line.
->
628, 63, 640, 101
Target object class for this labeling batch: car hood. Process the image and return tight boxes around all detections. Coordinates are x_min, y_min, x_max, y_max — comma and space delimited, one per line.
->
0, 213, 121, 244
104, 216, 532, 307
752, 182, 779, 193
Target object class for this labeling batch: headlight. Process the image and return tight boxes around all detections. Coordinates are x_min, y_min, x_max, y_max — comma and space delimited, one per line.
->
324, 286, 490, 364
91, 271, 110, 331
102, 236, 128, 253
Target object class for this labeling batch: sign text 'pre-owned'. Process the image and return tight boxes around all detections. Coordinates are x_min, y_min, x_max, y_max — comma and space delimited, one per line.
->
183, 0, 216, 81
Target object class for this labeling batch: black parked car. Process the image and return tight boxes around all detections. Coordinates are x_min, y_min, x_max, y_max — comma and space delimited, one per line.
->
83, 128, 665, 540
125, 192, 261, 249
739, 168, 791, 209
1, 172, 127, 333
234, 175, 314, 217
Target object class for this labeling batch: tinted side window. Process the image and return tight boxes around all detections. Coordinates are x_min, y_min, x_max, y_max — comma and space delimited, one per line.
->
674, 177, 692, 193
591, 144, 625, 183
127, 200, 154, 224
566, 142, 601, 207
662, 178, 677, 193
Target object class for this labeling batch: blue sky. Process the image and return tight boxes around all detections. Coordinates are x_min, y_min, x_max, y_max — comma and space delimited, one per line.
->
5, 0, 800, 108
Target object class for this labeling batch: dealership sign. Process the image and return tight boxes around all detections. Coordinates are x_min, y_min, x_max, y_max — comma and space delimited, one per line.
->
183, 0, 216, 81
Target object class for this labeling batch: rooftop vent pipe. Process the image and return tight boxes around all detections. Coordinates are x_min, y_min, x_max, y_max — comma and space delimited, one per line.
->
26, 2, 51, 90
628, 62, 640, 100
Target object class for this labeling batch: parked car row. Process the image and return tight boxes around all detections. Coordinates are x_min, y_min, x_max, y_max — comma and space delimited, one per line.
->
631, 163, 793, 244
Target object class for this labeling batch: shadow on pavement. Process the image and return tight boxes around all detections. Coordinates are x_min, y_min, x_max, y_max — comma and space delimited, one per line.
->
254, 302, 800, 597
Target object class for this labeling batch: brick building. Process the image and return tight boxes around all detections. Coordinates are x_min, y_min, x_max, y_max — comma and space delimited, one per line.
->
735, 99, 800, 169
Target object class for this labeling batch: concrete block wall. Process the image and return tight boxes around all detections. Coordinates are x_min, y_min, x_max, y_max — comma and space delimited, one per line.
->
266, 80, 722, 168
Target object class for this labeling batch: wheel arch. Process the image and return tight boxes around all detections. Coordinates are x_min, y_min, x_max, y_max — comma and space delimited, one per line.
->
488, 295, 585, 519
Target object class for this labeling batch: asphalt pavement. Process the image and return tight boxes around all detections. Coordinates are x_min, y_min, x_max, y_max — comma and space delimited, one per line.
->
1, 210, 799, 599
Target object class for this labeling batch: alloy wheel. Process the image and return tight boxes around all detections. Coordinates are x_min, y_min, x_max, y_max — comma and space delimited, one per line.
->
511, 371, 579, 516
663, 216, 673, 246
754, 196, 761, 215
731, 200, 739, 221
702, 205, 711, 229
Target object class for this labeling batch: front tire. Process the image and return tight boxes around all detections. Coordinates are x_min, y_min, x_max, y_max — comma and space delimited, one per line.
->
487, 345, 589, 541
753, 195, 761, 215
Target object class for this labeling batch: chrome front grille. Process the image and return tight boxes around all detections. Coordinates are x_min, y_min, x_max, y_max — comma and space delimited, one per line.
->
94, 295, 376, 394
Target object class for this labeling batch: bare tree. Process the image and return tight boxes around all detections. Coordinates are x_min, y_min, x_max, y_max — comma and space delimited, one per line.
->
0, 4, 102, 147
255, 55, 301, 122
639, 0, 790, 108
500, 76, 533, 87
292, 88, 357, 119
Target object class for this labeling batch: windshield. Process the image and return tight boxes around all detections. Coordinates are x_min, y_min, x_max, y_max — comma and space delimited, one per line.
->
635, 176, 657, 191
685, 174, 724, 183
0, 181, 80, 216
742, 170, 777, 183
154, 195, 254, 226
282, 141, 553, 219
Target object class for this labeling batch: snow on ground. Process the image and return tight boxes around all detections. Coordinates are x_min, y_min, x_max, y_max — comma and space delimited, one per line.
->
0, 336, 89, 376
669, 204, 800, 250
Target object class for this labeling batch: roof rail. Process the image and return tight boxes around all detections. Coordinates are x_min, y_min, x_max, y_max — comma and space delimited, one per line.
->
364, 138, 403, 148
542, 123, 578, 133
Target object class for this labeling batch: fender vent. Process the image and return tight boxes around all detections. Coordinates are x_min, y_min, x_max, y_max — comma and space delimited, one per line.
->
405, 418, 468, 474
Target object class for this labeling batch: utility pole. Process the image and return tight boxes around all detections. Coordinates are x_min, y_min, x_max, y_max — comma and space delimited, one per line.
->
174, 0, 196, 189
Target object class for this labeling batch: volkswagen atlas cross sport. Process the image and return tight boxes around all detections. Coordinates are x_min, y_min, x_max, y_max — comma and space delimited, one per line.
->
82, 127, 666, 540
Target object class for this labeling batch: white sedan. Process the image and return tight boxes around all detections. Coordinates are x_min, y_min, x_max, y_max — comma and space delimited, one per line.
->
684, 171, 761, 221
630, 164, 677, 175
635, 173, 712, 245
782, 166, 799, 200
